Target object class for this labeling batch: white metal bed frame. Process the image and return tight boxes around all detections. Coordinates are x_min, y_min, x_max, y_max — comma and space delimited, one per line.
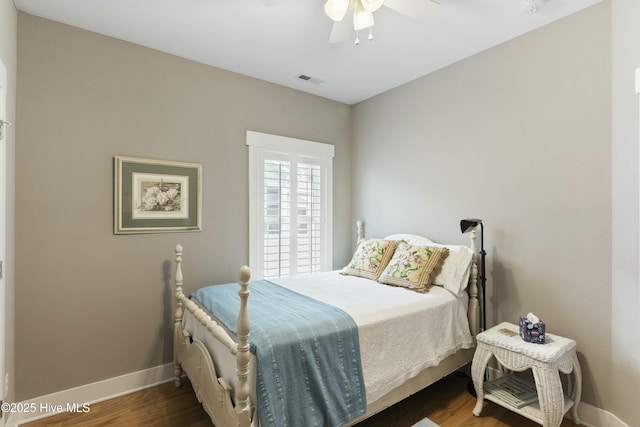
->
173, 222, 481, 427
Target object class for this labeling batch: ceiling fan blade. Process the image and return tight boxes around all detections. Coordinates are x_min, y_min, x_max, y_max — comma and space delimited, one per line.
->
329, 18, 352, 43
383, 0, 439, 20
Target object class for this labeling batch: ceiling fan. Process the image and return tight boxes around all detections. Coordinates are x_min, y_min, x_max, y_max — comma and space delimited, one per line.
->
324, 0, 440, 44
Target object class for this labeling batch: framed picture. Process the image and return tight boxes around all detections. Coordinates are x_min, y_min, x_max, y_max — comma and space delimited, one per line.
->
114, 156, 202, 234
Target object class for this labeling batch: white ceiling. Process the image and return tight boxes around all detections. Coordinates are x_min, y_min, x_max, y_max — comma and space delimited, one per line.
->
13, 0, 603, 105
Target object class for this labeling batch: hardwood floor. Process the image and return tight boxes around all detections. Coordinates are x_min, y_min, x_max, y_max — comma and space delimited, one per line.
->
23, 373, 578, 427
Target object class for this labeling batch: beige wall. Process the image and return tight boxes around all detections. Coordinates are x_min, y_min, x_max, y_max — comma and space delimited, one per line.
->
352, 2, 612, 410
1, 0, 18, 406
611, 0, 640, 425
15, 13, 352, 400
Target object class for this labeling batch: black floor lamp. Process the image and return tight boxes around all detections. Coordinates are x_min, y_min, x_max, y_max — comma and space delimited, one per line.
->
460, 218, 486, 333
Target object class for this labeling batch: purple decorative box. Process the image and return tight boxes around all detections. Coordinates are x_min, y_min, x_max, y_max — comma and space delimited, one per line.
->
519, 317, 546, 344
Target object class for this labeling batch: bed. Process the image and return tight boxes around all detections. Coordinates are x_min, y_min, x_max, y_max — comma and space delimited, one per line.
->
172, 221, 481, 427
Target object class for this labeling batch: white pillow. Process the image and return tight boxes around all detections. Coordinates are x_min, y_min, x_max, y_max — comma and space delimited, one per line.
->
429, 243, 473, 295
384, 234, 474, 296
384, 234, 436, 246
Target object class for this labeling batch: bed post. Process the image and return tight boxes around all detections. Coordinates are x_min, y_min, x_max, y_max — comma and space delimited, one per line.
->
467, 230, 480, 337
356, 220, 365, 242
236, 266, 252, 427
174, 244, 184, 387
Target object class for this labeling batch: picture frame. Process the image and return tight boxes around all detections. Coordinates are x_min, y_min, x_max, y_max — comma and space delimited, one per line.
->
114, 156, 202, 234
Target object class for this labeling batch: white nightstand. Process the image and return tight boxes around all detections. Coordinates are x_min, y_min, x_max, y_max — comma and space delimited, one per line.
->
471, 321, 582, 427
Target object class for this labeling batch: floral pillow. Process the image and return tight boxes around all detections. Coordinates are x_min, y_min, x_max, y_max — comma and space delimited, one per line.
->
378, 242, 449, 293
341, 238, 401, 280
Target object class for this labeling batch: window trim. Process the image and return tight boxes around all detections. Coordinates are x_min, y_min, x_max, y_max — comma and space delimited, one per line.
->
247, 131, 334, 279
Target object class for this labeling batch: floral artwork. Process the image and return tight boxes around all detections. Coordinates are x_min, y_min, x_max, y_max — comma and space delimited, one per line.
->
132, 173, 188, 219
140, 183, 180, 212
114, 156, 202, 234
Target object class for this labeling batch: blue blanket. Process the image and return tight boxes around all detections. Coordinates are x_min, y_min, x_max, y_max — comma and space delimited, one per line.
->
191, 279, 366, 427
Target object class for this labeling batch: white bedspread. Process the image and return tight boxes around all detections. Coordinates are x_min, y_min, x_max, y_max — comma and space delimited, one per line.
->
272, 271, 474, 403
184, 271, 473, 406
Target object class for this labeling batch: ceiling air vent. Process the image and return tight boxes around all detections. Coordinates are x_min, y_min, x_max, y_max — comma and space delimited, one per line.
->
296, 73, 324, 85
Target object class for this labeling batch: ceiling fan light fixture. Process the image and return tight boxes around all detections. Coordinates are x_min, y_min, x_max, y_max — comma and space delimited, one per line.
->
327, 0, 439, 44
360, 0, 384, 13
324, 0, 350, 21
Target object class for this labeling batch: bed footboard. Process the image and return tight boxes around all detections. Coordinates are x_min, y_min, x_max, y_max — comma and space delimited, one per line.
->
174, 245, 255, 427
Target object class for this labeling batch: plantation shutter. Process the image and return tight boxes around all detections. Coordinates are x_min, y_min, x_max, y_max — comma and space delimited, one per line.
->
248, 131, 333, 279
263, 157, 291, 278
294, 161, 322, 275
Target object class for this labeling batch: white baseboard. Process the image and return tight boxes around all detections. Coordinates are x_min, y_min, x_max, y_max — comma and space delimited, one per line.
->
7, 363, 175, 426
3, 413, 14, 427
577, 401, 630, 427
4, 364, 631, 427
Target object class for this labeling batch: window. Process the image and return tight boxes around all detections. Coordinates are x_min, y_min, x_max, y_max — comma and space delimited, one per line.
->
247, 131, 334, 279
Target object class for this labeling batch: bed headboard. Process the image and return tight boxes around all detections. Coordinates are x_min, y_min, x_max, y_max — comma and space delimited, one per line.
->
355, 220, 480, 337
